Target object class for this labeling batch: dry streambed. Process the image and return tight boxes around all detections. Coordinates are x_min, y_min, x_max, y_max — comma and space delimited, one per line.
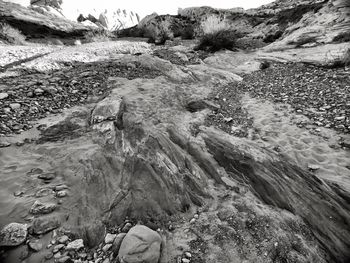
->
0, 44, 349, 263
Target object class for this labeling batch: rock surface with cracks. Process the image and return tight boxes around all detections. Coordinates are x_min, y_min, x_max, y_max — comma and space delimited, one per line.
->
0, 41, 349, 263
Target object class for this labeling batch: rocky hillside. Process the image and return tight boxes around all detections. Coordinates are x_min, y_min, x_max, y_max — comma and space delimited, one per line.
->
0, 0, 98, 42
78, 9, 140, 31
123, 0, 349, 49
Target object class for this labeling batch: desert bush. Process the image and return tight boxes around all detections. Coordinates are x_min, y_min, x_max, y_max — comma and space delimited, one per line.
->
195, 15, 240, 52
196, 29, 241, 52
0, 23, 26, 44
84, 30, 113, 43
147, 20, 174, 45
201, 15, 229, 35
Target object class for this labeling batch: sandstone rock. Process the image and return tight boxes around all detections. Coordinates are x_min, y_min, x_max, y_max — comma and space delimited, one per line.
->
9, 103, 21, 110
30, 200, 56, 214
28, 240, 43, 251
0, 92, 8, 100
66, 239, 84, 251
104, 233, 116, 244
53, 244, 64, 253
31, 216, 60, 234
0, 223, 27, 247
57, 255, 72, 263
102, 243, 112, 252
111, 233, 126, 254
118, 225, 162, 263
58, 235, 69, 244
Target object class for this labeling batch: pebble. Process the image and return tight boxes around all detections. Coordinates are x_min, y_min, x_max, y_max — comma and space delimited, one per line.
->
104, 233, 116, 244
184, 252, 192, 258
10, 103, 21, 110
57, 256, 72, 263
53, 244, 65, 253
58, 235, 69, 244
102, 244, 112, 252
57, 190, 67, 197
34, 88, 44, 95
182, 259, 190, 263
38, 173, 56, 180
121, 222, 132, 233
66, 239, 84, 250
28, 240, 43, 252
0, 92, 9, 99
45, 252, 54, 260
308, 164, 320, 171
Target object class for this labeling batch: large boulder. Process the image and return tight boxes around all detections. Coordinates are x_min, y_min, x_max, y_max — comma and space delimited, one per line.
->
118, 225, 162, 263
0, 223, 28, 247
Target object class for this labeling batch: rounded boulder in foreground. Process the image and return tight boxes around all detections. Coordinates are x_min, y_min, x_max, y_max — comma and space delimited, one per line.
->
118, 225, 162, 263
0, 223, 28, 247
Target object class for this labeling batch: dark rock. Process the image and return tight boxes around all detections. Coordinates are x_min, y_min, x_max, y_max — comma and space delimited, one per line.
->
31, 216, 60, 234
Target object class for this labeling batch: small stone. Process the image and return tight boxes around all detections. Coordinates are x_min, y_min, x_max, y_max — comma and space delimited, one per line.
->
31, 216, 60, 234
66, 239, 84, 251
34, 88, 44, 95
308, 164, 320, 171
38, 173, 56, 180
0, 223, 28, 246
104, 233, 116, 244
53, 244, 65, 253
45, 252, 54, 260
102, 244, 112, 252
182, 258, 190, 263
58, 255, 72, 263
30, 201, 56, 214
54, 252, 62, 259
335, 116, 345, 121
193, 214, 199, 219
57, 191, 67, 197
58, 235, 69, 244
14, 190, 24, 197
184, 252, 192, 258
10, 103, 21, 110
111, 233, 126, 254
55, 185, 68, 191
190, 218, 196, 224
0, 141, 11, 148
103, 258, 110, 263
28, 240, 43, 252
223, 117, 233, 123
0, 92, 9, 100
121, 223, 132, 233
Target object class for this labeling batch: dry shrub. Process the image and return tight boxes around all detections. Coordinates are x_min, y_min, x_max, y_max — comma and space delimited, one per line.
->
84, 30, 113, 43
201, 15, 229, 35
147, 20, 174, 45
0, 23, 26, 44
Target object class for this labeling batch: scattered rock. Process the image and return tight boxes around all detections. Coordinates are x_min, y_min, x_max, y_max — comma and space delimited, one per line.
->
58, 235, 69, 244
57, 255, 72, 263
0, 223, 28, 247
102, 243, 112, 252
111, 233, 126, 255
56, 190, 67, 197
104, 233, 116, 244
53, 244, 65, 253
31, 216, 60, 234
0, 92, 9, 100
38, 173, 56, 180
308, 164, 320, 171
30, 201, 57, 214
9, 103, 21, 110
66, 239, 84, 251
121, 223, 132, 233
28, 240, 43, 252
118, 225, 162, 263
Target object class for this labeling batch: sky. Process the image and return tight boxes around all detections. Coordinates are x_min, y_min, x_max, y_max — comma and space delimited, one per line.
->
8, 0, 274, 19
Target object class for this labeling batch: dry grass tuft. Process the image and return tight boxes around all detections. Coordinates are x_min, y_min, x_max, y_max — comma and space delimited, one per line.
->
201, 16, 229, 35
0, 23, 26, 44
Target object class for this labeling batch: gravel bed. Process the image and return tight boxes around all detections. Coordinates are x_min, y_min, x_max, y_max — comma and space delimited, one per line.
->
0, 60, 162, 136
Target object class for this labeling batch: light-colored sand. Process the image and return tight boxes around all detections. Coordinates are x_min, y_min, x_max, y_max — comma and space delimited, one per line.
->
242, 94, 350, 191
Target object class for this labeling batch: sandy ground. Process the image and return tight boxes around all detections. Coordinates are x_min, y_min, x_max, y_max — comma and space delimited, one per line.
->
0, 41, 349, 263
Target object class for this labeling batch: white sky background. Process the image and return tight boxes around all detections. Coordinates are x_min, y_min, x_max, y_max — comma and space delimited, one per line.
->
8, 0, 275, 19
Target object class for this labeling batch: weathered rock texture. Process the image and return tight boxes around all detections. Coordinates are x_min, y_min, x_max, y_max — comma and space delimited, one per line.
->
0, 0, 94, 39
78, 9, 140, 31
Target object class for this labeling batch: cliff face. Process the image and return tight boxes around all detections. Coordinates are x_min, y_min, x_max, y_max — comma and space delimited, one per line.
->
0, 0, 93, 39
78, 9, 140, 31
126, 0, 349, 50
